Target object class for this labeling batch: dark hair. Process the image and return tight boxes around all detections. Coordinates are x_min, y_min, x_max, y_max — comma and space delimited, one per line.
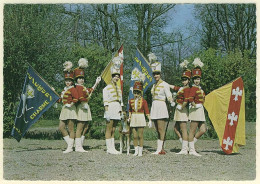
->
181, 77, 190, 81
75, 76, 84, 83
112, 73, 120, 78
133, 90, 141, 94
192, 76, 201, 81
153, 72, 161, 76
65, 78, 74, 83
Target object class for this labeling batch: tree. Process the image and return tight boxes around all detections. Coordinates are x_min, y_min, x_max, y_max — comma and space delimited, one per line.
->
195, 4, 256, 58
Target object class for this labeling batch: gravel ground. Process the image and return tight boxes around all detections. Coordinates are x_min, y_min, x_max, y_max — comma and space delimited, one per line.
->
3, 123, 256, 181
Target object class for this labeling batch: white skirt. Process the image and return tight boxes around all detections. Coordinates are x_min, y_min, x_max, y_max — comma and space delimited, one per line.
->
189, 105, 206, 122
76, 102, 92, 121
105, 101, 122, 120
174, 106, 188, 122
59, 104, 77, 120
150, 100, 169, 120
130, 113, 146, 127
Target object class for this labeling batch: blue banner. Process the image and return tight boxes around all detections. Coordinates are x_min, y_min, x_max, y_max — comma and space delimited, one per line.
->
11, 66, 60, 142
127, 49, 155, 111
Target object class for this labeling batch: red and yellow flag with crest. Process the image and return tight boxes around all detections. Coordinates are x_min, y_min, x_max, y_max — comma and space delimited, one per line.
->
204, 77, 245, 154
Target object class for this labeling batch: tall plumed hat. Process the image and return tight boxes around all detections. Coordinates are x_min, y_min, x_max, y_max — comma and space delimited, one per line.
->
63, 61, 74, 80
133, 72, 145, 92
148, 52, 161, 73
133, 81, 143, 92
192, 58, 204, 78
180, 60, 191, 79
74, 58, 88, 79
111, 56, 123, 75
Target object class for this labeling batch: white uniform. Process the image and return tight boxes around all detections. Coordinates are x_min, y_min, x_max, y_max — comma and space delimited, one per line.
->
150, 80, 173, 120
103, 83, 123, 120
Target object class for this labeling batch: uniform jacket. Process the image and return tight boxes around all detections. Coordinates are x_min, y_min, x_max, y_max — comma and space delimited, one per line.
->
189, 85, 205, 104
103, 83, 124, 106
151, 79, 173, 102
129, 97, 149, 115
60, 86, 79, 104
172, 86, 190, 105
75, 84, 93, 102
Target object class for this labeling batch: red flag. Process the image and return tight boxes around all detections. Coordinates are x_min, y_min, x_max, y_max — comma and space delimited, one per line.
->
117, 45, 124, 95
221, 77, 244, 154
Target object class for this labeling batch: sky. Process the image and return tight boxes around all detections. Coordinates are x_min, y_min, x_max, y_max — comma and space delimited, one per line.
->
165, 4, 200, 35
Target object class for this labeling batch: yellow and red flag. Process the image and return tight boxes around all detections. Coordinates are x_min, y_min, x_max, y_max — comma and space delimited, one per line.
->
204, 77, 245, 154
101, 45, 123, 94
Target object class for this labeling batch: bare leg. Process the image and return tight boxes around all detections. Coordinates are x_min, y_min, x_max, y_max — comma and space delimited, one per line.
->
105, 120, 114, 139
138, 127, 144, 147
132, 127, 138, 147
76, 121, 85, 138
179, 122, 188, 141
189, 122, 199, 142
59, 120, 68, 137
111, 120, 119, 138
157, 119, 166, 141
82, 123, 89, 137
174, 122, 182, 139
67, 120, 75, 139
154, 120, 160, 139
195, 122, 207, 139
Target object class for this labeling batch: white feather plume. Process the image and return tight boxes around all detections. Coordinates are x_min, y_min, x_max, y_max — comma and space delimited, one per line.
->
193, 58, 204, 68
179, 60, 189, 69
112, 56, 123, 69
78, 58, 88, 68
63, 61, 73, 71
148, 52, 157, 63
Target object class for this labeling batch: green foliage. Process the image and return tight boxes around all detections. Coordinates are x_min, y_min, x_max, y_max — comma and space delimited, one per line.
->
3, 4, 256, 141
191, 48, 256, 121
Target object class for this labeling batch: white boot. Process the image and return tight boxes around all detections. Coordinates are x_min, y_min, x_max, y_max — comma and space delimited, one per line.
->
111, 138, 120, 154
189, 141, 201, 156
75, 138, 88, 152
63, 138, 74, 153
152, 140, 163, 155
106, 138, 113, 154
106, 138, 119, 154
133, 146, 139, 156
138, 147, 143, 156
63, 135, 70, 145
176, 140, 188, 155
194, 137, 198, 144
179, 138, 183, 144
81, 135, 85, 145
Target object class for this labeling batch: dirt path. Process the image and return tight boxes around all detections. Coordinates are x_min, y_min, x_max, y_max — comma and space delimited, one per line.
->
3, 123, 256, 181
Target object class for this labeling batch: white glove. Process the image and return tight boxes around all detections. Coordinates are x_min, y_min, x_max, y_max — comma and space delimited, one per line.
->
170, 102, 176, 107
195, 104, 203, 108
82, 102, 88, 110
148, 120, 152, 128
104, 111, 110, 122
176, 104, 182, 110
92, 76, 102, 89
65, 103, 72, 108
96, 76, 101, 84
